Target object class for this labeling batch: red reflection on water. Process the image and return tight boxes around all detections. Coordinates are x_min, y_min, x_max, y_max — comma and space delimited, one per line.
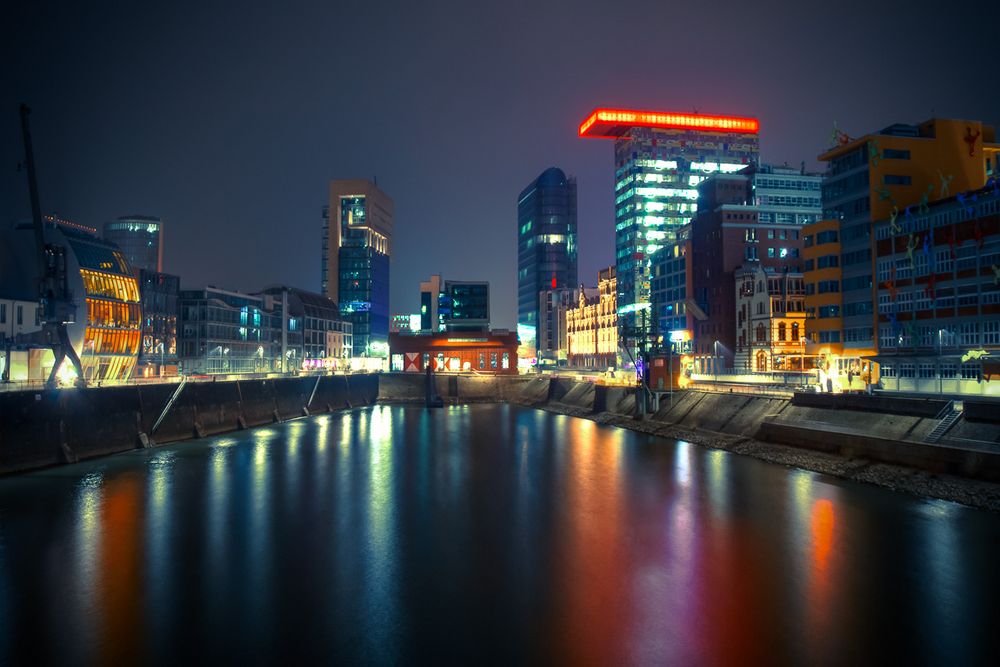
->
545, 421, 631, 665
811, 499, 835, 573
99, 475, 144, 663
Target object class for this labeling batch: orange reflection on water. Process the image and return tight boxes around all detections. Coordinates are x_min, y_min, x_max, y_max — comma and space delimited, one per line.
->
98, 474, 144, 663
546, 418, 629, 665
811, 499, 835, 573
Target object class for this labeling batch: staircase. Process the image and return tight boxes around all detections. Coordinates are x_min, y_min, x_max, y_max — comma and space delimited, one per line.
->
925, 401, 961, 444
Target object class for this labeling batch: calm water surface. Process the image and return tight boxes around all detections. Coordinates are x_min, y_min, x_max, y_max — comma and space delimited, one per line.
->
0, 404, 998, 665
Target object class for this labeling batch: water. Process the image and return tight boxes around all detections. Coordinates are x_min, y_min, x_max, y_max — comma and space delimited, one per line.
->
0, 404, 997, 664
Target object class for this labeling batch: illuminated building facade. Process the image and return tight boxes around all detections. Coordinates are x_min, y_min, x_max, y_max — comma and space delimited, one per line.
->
566, 267, 617, 368
440, 280, 489, 332
579, 108, 759, 343
136, 270, 179, 377
179, 287, 278, 374
323, 179, 393, 357
1, 219, 144, 383
871, 180, 1000, 396
734, 264, 807, 373
517, 167, 578, 351
818, 117, 999, 358
389, 330, 518, 375
103, 215, 163, 273
260, 286, 352, 370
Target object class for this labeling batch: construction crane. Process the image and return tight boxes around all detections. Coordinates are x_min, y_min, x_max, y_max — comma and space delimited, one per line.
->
18, 104, 85, 389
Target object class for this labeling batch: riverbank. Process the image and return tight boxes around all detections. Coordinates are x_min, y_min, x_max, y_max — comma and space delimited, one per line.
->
530, 400, 1000, 512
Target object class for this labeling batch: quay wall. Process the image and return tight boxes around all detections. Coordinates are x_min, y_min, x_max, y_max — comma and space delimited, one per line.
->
0, 374, 378, 474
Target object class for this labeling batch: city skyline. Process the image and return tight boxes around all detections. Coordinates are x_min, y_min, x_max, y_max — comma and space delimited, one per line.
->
3, 0, 999, 329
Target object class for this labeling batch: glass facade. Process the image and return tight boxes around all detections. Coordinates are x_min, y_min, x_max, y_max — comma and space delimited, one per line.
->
613, 126, 759, 335
103, 216, 162, 273
517, 168, 577, 352
63, 231, 142, 381
137, 270, 179, 376
440, 281, 489, 332
338, 195, 390, 356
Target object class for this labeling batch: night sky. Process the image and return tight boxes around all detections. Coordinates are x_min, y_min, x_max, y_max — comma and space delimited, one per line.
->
4, 0, 998, 328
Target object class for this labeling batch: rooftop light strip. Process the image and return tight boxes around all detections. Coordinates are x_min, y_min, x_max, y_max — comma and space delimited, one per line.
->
579, 108, 760, 136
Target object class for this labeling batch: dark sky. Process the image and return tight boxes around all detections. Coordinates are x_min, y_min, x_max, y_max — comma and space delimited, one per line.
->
4, 0, 998, 328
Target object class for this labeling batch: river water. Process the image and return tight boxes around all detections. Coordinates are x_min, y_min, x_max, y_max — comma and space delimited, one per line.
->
0, 404, 997, 664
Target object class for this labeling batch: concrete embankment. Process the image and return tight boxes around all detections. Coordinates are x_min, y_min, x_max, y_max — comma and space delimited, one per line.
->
0, 374, 378, 474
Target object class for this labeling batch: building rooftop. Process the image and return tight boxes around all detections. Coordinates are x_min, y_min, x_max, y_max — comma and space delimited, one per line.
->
579, 108, 759, 139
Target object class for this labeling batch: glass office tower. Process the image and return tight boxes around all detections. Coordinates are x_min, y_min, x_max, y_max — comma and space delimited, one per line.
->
323, 180, 393, 357
579, 109, 760, 347
103, 215, 163, 273
517, 167, 577, 354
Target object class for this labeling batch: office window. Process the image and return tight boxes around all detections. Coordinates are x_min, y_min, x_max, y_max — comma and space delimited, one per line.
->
16, 305, 23, 325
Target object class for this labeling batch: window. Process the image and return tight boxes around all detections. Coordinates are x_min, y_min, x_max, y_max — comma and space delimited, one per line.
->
940, 364, 957, 379
479, 352, 485, 368
918, 364, 935, 379
768, 247, 775, 258
900, 364, 915, 378
884, 175, 912, 186
501, 352, 509, 369
883, 149, 911, 160
791, 323, 800, 341
490, 352, 498, 369
16, 305, 23, 325
0, 303, 5, 323
881, 364, 896, 378
778, 322, 786, 341
961, 362, 980, 380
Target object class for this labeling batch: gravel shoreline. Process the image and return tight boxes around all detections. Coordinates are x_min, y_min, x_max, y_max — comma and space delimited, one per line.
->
533, 401, 1000, 513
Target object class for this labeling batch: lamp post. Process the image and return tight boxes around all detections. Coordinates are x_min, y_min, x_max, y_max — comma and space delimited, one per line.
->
714, 340, 720, 384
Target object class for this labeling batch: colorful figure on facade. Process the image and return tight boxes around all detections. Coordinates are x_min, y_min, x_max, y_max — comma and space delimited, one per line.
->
889, 206, 901, 234
946, 226, 958, 261
963, 126, 980, 157
906, 233, 919, 267
923, 233, 935, 273
992, 264, 1000, 285
869, 139, 881, 167
918, 183, 933, 215
937, 170, 954, 198
924, 272, 937, 300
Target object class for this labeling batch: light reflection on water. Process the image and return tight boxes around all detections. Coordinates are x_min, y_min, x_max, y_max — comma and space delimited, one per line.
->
0, 404, 997, 664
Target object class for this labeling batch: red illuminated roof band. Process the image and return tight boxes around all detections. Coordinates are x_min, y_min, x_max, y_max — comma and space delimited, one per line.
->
579, 108, 760, 138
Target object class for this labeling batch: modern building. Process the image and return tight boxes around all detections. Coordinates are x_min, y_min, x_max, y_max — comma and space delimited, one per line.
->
652, 163, 822, 351
136, 270, 180, 377
259, 286, 353, 370
681, 173, 807, 373
517, 167, 578, 351
178, 287, 278, 374
419, 274, 443, 332
391, 314, 420, 333
440, 280, 489, 332
871, 178, 999, 395
389, 330, 518, 375
818, 117, 999, 360
0, 218, 141, 383
734, 264, 807, 374
322, 180, 393, 357
566, 267, 617, 369
579, 108, 760, 348
536, 287, 580, 365
103, 215, 163, 273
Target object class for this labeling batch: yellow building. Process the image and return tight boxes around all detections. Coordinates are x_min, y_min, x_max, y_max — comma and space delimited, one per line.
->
566, 267, 617, 368
817, 118, 1000, 363
734, 264, 807, 374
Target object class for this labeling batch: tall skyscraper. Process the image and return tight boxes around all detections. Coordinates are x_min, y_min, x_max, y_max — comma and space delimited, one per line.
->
103, 215, 163, 273
579, 108, 760, 347
322, 179, 393, 357
517, 167, 577, 354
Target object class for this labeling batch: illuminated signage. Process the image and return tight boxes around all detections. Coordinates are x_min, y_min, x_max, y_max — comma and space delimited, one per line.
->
579, 108, 760, 138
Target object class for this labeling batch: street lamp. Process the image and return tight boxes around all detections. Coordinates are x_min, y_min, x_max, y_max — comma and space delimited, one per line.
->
714, 340, 720, 384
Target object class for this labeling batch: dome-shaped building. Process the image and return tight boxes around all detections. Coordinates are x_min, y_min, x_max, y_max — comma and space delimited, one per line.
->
0, 218, 141, 383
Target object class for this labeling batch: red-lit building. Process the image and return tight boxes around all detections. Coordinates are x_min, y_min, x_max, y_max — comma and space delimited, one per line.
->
388, 330, 518, 375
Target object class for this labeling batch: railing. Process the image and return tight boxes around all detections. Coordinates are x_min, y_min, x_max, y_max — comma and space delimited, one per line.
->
0, 369, 361, 393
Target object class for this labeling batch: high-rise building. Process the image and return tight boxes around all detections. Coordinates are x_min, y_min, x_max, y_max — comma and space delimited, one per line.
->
818, 118, 999, 359
536, 287, 580, 365
322, 180, 393, 357
579, 108, 760, 347
517, 167, 578, 351
103, 215, 163, 273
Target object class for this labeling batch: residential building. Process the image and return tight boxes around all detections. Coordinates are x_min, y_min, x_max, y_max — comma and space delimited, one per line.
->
517, 167, 578, 351
871, 178, 1000, 396
734, 264, 807, 373
818, 117, 999, 359
389, 330, 518, 375
578, 108, 760, 350
136, 270, 180, 377
566, 267, 617, 368
323, 180, 393, 357
103, 215, 163, 273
